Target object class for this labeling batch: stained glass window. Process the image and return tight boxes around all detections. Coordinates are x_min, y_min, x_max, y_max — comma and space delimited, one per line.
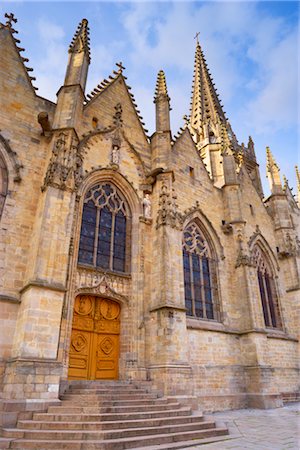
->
78, 183, 130, 273
252, 245, 281, 328
0, 153, 8, 220
182, 222, 218, 320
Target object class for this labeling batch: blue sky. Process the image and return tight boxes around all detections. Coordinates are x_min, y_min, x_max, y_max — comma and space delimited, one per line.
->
1, 1, 299, 196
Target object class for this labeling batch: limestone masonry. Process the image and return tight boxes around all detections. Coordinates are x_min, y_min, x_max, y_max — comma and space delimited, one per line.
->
0, 14, 299, 429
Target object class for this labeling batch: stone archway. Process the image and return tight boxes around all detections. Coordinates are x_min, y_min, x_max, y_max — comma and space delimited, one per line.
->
68, 295, 121, 380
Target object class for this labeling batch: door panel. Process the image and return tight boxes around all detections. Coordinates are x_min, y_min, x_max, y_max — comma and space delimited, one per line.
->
68, 295, 120, 380
94, 334, 119, 379
68, 330, 91, 379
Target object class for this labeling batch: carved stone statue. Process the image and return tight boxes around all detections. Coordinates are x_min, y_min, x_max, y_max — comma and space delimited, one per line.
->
142, 193, 152, 219
111, 144, 120, 165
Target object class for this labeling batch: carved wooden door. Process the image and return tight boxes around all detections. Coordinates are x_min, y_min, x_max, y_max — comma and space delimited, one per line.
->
68, 295, 120, 380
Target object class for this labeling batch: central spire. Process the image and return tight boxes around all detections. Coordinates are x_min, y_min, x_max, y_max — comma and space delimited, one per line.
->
189, 40, 226, 144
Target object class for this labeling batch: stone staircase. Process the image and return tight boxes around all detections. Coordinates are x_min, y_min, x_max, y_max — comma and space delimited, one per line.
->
1, 381, 229, 449
281, 391, 300, 404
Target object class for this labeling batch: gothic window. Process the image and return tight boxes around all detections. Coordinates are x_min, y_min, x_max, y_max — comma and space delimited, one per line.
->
0, 153, 8, 219
78, 182, 130, 273
182, 222, 218, 320
252, 245, 281, 329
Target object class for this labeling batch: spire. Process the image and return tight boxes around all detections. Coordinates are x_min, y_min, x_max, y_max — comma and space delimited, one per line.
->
64, 18, 90, 91
266, 147, 282, 194
153, 69, 171, 132
154, 70, 169, 102
189, 40, 226, 143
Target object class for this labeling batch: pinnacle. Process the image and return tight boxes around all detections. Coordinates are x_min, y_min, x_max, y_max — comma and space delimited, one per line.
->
296, 165, 300, 193
154, 70, 169, 102
266, 146, 279, 172
189, 37, 227, 141
69, 18, 91, 62
266, 146, 282, 191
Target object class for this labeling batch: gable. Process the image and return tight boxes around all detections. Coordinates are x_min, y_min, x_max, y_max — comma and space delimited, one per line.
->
172, 127, 212, 188
0, 25, 37, 100
82, 75, 151, 171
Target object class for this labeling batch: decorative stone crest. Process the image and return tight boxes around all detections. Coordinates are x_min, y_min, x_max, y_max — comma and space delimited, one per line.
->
76, 267, 130, 302
42, 131, 83, 192
235, 247, 254, 268
156, 182, 183, 230
235, 233, 255, 268
278, 232, 300, 259
110, 103, 123, 168
113, 103, 123, 127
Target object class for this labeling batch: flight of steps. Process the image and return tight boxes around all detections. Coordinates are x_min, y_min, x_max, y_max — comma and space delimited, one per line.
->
1, 381, 229, 449
281, 391, 300, 404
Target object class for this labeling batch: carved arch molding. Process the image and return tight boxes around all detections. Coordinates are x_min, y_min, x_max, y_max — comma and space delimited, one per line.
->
0, 133, 22, 182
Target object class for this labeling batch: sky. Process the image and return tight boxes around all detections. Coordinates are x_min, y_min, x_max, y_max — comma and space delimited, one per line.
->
1, 1, 299, 196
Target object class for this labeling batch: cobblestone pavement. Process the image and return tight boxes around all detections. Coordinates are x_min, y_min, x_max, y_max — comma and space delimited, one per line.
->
190, 403, 300, 450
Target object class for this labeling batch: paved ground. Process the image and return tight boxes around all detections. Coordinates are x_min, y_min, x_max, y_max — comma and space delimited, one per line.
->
190, 403, 300, 450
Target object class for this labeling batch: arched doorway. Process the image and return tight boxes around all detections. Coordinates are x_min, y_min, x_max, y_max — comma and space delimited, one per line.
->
68, 295, 120, 380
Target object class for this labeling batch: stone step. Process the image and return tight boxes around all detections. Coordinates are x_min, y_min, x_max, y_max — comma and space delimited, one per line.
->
129, 433, 235, 450
66, 388, 151, 395
61, 393, 159, 401
18, 413, 204, 430
4, 420, 216, 440
9, 427, 229, 449
33, 407, 192, 422
48, 402, 181, 414
59, 398, 168, 407
67, 381, 139, 389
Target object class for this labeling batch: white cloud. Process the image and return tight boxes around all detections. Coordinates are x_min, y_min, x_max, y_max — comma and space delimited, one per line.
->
242, 29, 298, 134
31, 18, 67, 100
119, 1, 297, 139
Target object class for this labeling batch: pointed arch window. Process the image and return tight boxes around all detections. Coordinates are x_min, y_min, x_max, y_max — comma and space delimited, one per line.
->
0, 153, 8, 220
252, 245, 281, 329
78, 182, 131, 273
182, 222, 218, 320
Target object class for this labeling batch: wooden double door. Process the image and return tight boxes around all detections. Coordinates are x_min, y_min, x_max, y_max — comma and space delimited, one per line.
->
68, 295, 120, 380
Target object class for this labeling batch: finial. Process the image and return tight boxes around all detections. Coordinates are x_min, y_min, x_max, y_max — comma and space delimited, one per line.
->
266, 146, 282, 193
69, 18, 91, 62
282, 174, 288, 188
296, 165, 300, 182
266, 146, 279, 171
116, 61, 125, 73
5, 12, 17, 27
296, 165, 300, 194
154, 69, 169, 101
194, 31, 200, 44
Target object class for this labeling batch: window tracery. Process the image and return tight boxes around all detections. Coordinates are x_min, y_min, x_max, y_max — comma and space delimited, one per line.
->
182, 222, 218, 320
252, 244, 281, 328
0, 153, 8, 219
78, 182, 130, 273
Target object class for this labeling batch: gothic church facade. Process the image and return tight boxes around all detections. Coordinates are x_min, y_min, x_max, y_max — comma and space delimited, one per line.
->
0, 15, 299, 426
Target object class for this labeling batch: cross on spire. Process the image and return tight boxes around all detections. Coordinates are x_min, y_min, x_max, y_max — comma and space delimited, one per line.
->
5, 12, 17, 27
194, 31, 200, 44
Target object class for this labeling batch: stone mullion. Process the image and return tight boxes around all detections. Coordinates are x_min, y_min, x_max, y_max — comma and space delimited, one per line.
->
207, 257, 215, 320
93, 207, 100, 266
262, 273, 272, 327
199, 256, 207, 319
109, 212, 116, 271
189, 253, 195, 316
